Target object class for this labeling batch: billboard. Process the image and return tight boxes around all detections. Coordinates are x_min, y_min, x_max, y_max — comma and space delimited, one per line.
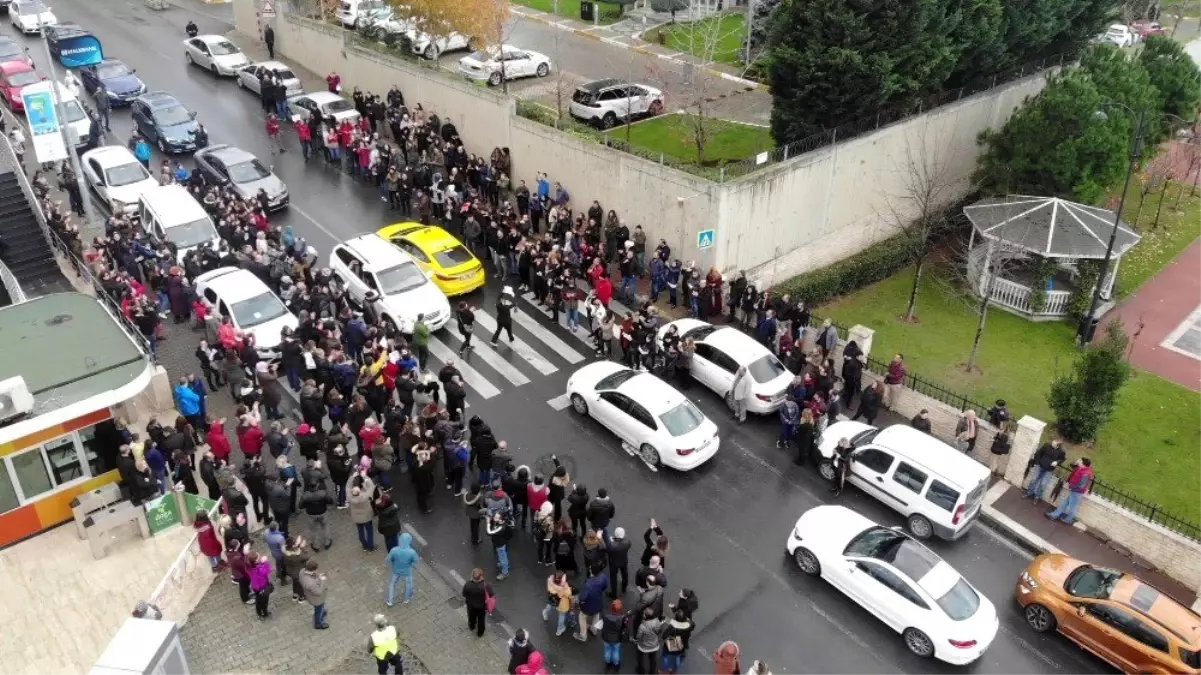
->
20, 82, 67, 163
56, 34, 104, 68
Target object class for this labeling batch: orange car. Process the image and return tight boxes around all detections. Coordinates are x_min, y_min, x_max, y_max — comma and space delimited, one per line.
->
1015, 553, 1201, 674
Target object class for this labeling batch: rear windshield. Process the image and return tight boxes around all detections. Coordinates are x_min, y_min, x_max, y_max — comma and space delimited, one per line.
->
659, 401, 706, 437
8, 69, 39, 87
747, 353, 786, 383
0, 41, 23, 58
322, 99, 354, 113
925, 479, 961, 512
935, 579, 981, 621
433, 245, 474, 268
270, 68, 297, 80
572, 89, 597, 105
596, 369, 638, 391
209, 41, 241, 56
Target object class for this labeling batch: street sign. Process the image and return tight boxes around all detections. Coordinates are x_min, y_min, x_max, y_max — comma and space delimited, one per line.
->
261, 0, 276, 17
697, 229, 715, 250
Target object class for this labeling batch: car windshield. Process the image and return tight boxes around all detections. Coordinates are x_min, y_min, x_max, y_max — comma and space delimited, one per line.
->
209, 41, 240, 56
936, 578, 981, 621
595, 369, 638, 391
97, 62, 132, 79
153, 105, 192, 127
104, 161, 149, 187
0, 42, 23, 58
61, 99, 86, 123
321, 99, 354, 113
269, 68, 296, 80
230, 291, 289, 328
376, 263, 426, 295
659, 401, 706, 437
165, 217, 217, 249
852, 428, 881, 447
747, 353, 786, 383
1065, 565, 1123, 599
6, 70, 39, 87
227, 159, 271, 183
17, 1, 48, 12
433, 245, 474, 268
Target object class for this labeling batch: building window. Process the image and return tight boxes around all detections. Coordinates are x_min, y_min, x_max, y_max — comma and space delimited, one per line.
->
80, 420, 120, 476
0, 466, 17, 513
9, 449, 53, 502
45, 435, 85, 485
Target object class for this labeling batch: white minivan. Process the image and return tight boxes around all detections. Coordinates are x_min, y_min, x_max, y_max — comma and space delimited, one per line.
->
138, 184, 221, 262
816, 422, 990, 541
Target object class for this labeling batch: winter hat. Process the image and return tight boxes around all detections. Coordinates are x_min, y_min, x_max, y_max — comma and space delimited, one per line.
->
297, 423, 314, 435
502, 285, 514, 296
359, 455, 373, 471
613, 527, 626, 539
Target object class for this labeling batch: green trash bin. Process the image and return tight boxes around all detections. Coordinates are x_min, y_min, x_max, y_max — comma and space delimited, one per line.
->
580, 0, 594, 21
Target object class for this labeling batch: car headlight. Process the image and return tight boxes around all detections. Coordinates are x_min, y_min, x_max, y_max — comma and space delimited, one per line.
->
792, 526, 803, 540
1019, 570, 1038, 588
111, 198, 127, 210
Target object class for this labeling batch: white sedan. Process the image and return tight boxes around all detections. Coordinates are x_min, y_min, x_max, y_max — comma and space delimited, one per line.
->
657, 318, 793, 414
409, 29, 472, 60
80, 146, 158, 216
786, 505, 999, 665
458, 45, 551, 86
566, 361, 720, 472
183, 35, 250, 76
10, 0, 56, 34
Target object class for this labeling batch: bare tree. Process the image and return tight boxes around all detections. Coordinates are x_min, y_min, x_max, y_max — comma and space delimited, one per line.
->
884, 125, 961, 322
1132, 152, 1172, 226
1175, 139, 1201, 206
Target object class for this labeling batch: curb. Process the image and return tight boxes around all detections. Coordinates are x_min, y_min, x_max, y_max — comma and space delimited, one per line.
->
980, 505, 1060, 558
511, 7, 767, 91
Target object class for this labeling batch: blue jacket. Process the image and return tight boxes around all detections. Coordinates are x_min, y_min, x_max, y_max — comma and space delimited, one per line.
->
188, 378, 207, 402
175, 384, 201, 416
779, 400, 801, 426
345, 318, 368, 347
580, 572, 609, 615
134, 141, 151, 162
650, 258, 666, 284
265, 529, 286, 559
386, 533, 419, 574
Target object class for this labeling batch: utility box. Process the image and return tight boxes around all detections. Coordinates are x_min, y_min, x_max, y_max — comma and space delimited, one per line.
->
580, 0, 595, 20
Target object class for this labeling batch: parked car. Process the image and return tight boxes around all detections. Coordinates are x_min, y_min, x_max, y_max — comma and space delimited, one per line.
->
1130, 20, 1166, 38
0, 60, 42, 110
235, 61, 302, 98
79, 58, 146, 106
336, 0, 386, 28
408, 29, 472, 60
80, 146, 158, 216
131, 92, 206, 154
183, 35, 249, 76
376, 221, 485, 296
655, 318, 792, 414
569, 78, 664, 129
43, 22, 89, 61
458, 45, 551, 86
328, 234, 453, 333
287, 91, 360, 125
1015, 553, 1201, 674
194, 144, 289, 210
195, 267, 298, 361
0, 36, 33, 68
9, 0, 56, 35
786, 505, 998, 664
1100, 24, 1137, 47
567, 361, 721, 471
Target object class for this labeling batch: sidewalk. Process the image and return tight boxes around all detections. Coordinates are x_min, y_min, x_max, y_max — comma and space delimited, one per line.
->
982, 482, 1199, 610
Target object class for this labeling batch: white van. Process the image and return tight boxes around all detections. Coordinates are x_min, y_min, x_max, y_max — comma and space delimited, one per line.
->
816, 422, 991, 541
138, 184, 221, 262
337, 0, 387, 27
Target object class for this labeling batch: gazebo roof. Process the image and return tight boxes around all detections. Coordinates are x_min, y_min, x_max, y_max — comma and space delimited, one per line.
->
963, 195, 1142, 259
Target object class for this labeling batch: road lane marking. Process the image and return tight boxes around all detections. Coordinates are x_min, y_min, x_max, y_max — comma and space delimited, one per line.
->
511, 309, 585, 364
402, 523, 428, 547
546, 393, 571, 410
426, 338, 501, 398
472, 309, 558, 375
451, 334, 531, 386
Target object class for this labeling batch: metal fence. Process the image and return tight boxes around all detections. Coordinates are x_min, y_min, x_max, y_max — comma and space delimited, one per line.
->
1052, 464, 1201, 543
716, 51, 1078, 182
0, 258, 27, 304
863, 354, 992, 420
0, 135, 156, 361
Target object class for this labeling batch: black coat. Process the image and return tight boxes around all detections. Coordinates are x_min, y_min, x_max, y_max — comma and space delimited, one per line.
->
376, 502, 401, 535
461, 579, 491, 609
606, 537, 632, 568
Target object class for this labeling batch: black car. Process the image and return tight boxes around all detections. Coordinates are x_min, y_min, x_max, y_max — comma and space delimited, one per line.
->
80, 58, 146, 106
0, 36, 31, 68
44, 23, 91, 61
131, 92, 206, 154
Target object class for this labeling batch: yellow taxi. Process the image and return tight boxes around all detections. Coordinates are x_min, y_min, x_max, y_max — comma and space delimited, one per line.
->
377, 222, 486, 296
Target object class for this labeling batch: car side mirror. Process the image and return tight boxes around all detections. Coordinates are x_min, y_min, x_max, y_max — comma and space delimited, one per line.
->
1075, 605, 1086, 618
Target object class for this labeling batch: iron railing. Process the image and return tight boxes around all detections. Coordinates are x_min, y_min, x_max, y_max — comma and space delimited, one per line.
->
0, 258, 27, 304
863, 354, 992, 420
1052, 464, 1201, 543
0, 134, 156, 361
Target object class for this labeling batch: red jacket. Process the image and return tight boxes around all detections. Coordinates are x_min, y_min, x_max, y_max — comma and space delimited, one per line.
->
595, 277, 613, 306
358, 424, 383, 453
885, 360, 907, 385
252, 211, 269, 232
265, 117, 281, 137
337, 122, 354, 147
527, 484, 549, 514
196, 521, 222, 557
357, 116, 371, 134
295, 120, 311, 142
326, 72, 341, 92
237, 424, 264, 457
207, 421, 232, 461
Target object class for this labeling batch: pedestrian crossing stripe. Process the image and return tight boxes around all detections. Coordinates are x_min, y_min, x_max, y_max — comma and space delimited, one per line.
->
471, 311, 560, 375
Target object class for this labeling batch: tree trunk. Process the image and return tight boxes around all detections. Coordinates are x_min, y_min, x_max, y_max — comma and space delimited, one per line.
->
904, 254, 925, 322
1133, 188, 1148, 226
966, 279, 991, 371
1153, 180, 1170, 229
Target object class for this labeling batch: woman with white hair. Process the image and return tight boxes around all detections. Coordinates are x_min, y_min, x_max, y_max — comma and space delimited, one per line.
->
368, 614, 401, 674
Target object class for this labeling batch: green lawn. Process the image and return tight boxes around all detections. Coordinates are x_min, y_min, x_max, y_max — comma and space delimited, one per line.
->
1115, 182, 1201, 297
645, 13, 747, 65
623, 113, 773, 165
818, 269, 1201, 521
512, 0, 624, 24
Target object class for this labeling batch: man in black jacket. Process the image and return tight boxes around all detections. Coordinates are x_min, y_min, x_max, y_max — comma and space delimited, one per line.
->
268, 478, 294, 536
587, 488, 616, 544
1025, 438, 1065, 501
242, 455, 268, 522
302, 485, 333, 551
490, 287, 516, 346
198, 450, 220, 500
606, 527, 632, 599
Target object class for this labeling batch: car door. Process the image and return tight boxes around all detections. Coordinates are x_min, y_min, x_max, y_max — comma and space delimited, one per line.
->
202, 154, 227, 184
131, 101, 151, 138
628, 86, 650, 114
848, 561, 928, 633
1071, 603, 1136, 671
80, 64, 97, 92
624, 400, 660, 450
85, 157, 106, 200
238, 65, 258, 92
332, 247, 368, 302
706, 345, 740, 394
886, 461, 928, 517
189, 39, 211, 67
395, 238, 433, 274
690, 343, 721, 391
605, 86, 630, 119
507, 51, 531, 77
848, 447, 898, 506
594, 391, 634, 441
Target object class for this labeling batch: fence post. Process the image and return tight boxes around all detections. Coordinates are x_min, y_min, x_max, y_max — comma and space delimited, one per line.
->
720, 166, 725, 181
1004, 415, 1047, 488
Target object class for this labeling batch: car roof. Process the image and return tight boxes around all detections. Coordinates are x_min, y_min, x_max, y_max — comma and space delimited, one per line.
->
83, 145, 138, 167
303, 91, 344, 103
340, 234, 417, 272
196, 267, 271, 303
616, 371, 688, 415
138, 92, 183, 108
201, 144, 256, 164
578, 78, 624, 92
196, 34, 232, 43
51, 22, 86, 33
1109, 577, 1201, 646
97, 58, 128, 67
398, 224, 460, 251
702, 325, 770, 356
873, 425, 991, 485
0, 60, 33, 73
255, 61, 294, 72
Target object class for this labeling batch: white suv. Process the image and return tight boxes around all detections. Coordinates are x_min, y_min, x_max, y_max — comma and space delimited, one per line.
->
569, 78, 664, 129
195, 267, 298, 361
328, 234, 452, 332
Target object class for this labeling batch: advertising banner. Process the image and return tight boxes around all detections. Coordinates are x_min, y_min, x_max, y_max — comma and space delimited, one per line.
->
57, 34, 104, 68
183, 492, 219, 518
19, 83, 67, 163
144, 493, 182, 534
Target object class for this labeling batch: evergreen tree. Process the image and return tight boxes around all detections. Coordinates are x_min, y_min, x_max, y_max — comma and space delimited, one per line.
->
1081, 43, 1167, 145
1048, 320, 1131, 442
1139, 35, 1201, 123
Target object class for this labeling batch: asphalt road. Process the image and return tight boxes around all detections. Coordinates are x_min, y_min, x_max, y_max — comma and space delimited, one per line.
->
1, 0, 1110, 671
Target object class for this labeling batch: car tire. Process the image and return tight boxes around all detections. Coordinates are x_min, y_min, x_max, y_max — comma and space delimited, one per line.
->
793, 547, 820, 576
906, 514, 934, 540
817, 458, 835, 481
600, 112, 617, 129
902, 628, 935, 658
536, 62, 549, 77
648, 99, 663, 115
210, 64, 219, 76
1024, 603, 1057, 633
488, 71, 502, 87
639, 443, 660, 469
185, 52, 193, 65
570, 393, 589, 416
423, 44, 437, 60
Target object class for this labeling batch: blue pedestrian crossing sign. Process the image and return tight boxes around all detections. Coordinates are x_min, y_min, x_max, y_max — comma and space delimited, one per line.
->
697, 229, 716, 249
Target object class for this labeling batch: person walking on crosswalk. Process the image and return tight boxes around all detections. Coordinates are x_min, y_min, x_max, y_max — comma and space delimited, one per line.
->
413, 314, 431, 372
491, 287, 517, 346
457, 301, 476, 356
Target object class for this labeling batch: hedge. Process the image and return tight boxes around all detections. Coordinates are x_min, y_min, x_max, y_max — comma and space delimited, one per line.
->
771, 232, 919, 305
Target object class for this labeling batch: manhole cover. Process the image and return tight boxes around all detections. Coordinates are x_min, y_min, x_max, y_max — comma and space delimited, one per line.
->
533, 454, 575, 478
447, 597, 464, 609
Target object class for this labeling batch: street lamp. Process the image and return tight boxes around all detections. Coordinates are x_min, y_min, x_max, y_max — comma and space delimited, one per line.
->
1076, 103, 1187, 345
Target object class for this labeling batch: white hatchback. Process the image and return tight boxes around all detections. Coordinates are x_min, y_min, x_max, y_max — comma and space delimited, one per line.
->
786, 505, 999, 665
657, 318, 792, 414
183, 35, 249, 76
81, 145, 158, 216
195, 267, 298, 361
567, 361, 720, 472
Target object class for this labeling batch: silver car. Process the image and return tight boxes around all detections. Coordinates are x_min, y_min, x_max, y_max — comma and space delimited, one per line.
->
236, 61, 303, 98
194, 145, 289, 210
183, 35, 249, 76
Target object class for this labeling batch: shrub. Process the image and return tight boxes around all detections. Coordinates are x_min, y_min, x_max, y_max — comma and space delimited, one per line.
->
1067, 259, 1102, 319
772, 233, 918, 306
1047, 319, 1131, 442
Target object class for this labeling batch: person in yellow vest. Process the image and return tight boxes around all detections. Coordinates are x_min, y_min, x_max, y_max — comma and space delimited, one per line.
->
368, 614, 402, 674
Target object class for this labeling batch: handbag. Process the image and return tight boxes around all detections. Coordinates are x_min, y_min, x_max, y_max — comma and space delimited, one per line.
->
664, 635, 684, 652
485, 588, 497, 613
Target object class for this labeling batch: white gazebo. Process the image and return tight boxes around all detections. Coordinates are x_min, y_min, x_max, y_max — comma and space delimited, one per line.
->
963, 195, 1143, 320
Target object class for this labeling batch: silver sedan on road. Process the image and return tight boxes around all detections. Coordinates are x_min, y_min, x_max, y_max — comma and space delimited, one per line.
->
236, 61, 303, 98
194, 144, 289, 210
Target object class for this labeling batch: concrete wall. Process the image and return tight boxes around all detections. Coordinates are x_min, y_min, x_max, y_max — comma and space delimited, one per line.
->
724, 75, 1052, 286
